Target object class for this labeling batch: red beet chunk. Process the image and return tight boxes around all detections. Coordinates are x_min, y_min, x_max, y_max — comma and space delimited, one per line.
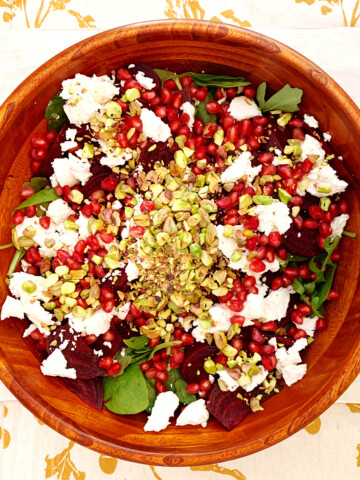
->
61, 377, 103, 411
179, 343, 218, 384
207, 384, 251, 431
100, 267, 128, 294
137, 141, 176, 174
282, 223, 322, 257
46, 324, 105, 379
81, 162, 113, 198
91, 325, 123, 357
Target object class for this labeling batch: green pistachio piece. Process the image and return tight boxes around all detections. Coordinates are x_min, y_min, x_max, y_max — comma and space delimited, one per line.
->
250, 397, 264, 413
123, 88, 140, 102
204, 358, 217, 375
23, 226, 36, 238
18, 236, 35, 248
205, 223, 217, 245
82, 142, 94, 159
174, 150, 187, 169
318, 186, 332, 194
105, 100, 122, 118
253, 195, 273, 205
239, 194, 252, 210
71, 306, 86, 318
22, 280, 37, 294
213, 128, 224, 146
278, 187, 292, 205
55, 265, 69, 277
61, 282, 76, 295
183, 146, 194, 158
64, 219, 79, 230
65, 297, 77, 308
214, 332, 227, 350
320, 197, 331, 211
43, 273, 59, 289
223, 225, 234, 238
189, 242, 202, 259
277, 113, 292, 127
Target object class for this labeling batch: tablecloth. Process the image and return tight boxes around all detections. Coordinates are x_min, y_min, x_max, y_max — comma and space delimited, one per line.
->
0, 1, 360, 479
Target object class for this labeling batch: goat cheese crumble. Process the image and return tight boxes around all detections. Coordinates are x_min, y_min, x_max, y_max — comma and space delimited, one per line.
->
140, 108, 171, 142
144, 391, 179, 432
221, 151, 261, 184
228, 96, 262, 120
40, 348, 77, 379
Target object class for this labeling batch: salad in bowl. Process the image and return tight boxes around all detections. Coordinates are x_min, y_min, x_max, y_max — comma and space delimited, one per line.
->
0, 62, 353, 432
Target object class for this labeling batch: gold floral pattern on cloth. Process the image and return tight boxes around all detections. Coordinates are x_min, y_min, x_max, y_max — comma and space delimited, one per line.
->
295, 0, 360, 26
45, 441, 86, 480
98, 455, 118, 475
346, 403, 360, 413
304, 416, 322, 434
0, 404, 10, 449
1, 0, 95, 27
191, 464, 246, 479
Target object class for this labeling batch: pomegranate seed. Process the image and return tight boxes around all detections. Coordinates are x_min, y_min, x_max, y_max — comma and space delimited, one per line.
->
36, 339, 47, 351
124, 79, 142, 91
226, 124, 239, 143
293, 215, 303, 230
145, 368, 157, 379
331, 252, 341, 262
252, 327, 265, 344
12, 210, 25, 225
169, 119, 182, 132
85, 334, 97, 345
248, 135, 260, 150
181, 333, 194, 345
304, 219, 318, 229
261, 353, 277, 371
155, 370, 169, 382
244, 216, 259, 231
205, 100, 221, 114
298, 265, 310, 279
30, 329, 45, 341
99, 229, 114, 244
308, 205, 324, 220
249, 259, 266, 273
319, 222, 332, 238
99, 357, 113, 369
31, 134, 48, 149
261, 321, 277, 331
297, 304, 313, 315
327, 290, 339, 300
261, 344, 275, 355
282, 276, 293, 287
194, 87, 207, 102
103, 331, 115, 342
154, 360, 167, 372
257, 152, 274, 164
338, 200, 348, 214
149, 337, 160, 349
291, 310, 304, 324
140, 361, 152, 372
172, 91, 184, 109
186, 383, 200, 394
86, 235, 100, 251
293, 128, 305, 141
289, 118, 305, 128
316, 318, 327, 331
161, 87, 173, 104
155, 380, 167, 394
284, 267, 299, 279
38, 216, 50, 229
193, 118, 204, 135
20, 186, 36, 200
45, 130, 57, 143
248, 341, 261, 353
180, 75, 193, 87
228, 299, 244, 312
172, 349, 184, 364
116, 132, 129, 148
267, 231, 281, 248
289, 195, 303, 207
243, 86, 256, 99
102, 299, 115, 313
271, 277, 283, 290
101, 175, 117, 191
164, 78, 178, 90
26, 266, 38, 275
107, 362, 121, 377
25, 205, 37, 218
117, 68, 132, 81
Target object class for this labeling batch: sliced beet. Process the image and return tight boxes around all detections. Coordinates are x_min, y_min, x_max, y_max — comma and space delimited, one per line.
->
137, 141, 176, 174
115, 321, 139, 340
100, 267, 128, 294
207, 384, 251, 431
46, 324, 105, 379
179, 343, 218, 383
91, 325, 123, 357
127, 63, 161, 92
81, 162, 113, 198
61, 377, 103, 411
37, 123, 68, 177
282, 223, 322, 257
181, 85, 191, 104
265, 114, 291, 152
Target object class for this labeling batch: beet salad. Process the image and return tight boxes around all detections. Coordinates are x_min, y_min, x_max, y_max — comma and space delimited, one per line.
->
0, 63, 354, 431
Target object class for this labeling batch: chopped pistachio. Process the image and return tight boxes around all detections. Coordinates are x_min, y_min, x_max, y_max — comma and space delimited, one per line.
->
253, 195, 273, 205
278, 187, 292, 205
320, 197, 331, 211
55, 265, 69, 277
43, 273, 59, 288
61, 282, 76, 295
64, 219, 79, 230
277, 113, 292, 127
22, 280, 37, 294
231, 250, 242, 262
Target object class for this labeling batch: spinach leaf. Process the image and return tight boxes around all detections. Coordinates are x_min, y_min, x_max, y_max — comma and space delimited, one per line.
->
103, 363, 149, 414
154, 68, 178, 84
189, 72, 249, 88
145, 379, 157, 413
113, 350, 133, 374
165, 368, 195, 405
195, 91, 217, 124
15, 188, 59, 211
257, 83, 303, 113
123, 336, 149, 351
148, 340, 182, 360
7, 248, 25, 277
45, 91, 67, 131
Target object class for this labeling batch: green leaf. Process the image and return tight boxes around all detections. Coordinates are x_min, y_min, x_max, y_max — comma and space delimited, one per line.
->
287, 254, 309, 263
189, 72, 249, 88
145, 379, 157, 413
45, 91, 67, 131
303, 281, 316, 295
103, 364, 149, 414
292, 278, 305, 295
113, 350, 133, 374
343, 230, 357, 238
31, 177, 50, 192
256, 82, 267, 110
165, 368, 196, 405
148, 340, 182, 360
0, 243, 13, 251
317, 264, 337, 306
7, 248, 25, 277
195, 91, 217, 125
154, 68, 178, 84
15, 188, 59, 211
259, 83, 303, 113
123, 336, 149, 351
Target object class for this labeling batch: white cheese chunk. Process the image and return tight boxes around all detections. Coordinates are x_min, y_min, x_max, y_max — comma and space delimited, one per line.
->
242, 365, 269, 392
228, 96, 262, 121
135, 71, 156, 90
275, 338, 308, 386
66, 308, 113, 337
180, 102, 195, 129
253, 200, 292, 235
125, 260, 140, 282
218, 370, 240, 392
40, 348, 77, 379
305, 164, 348, 198
65, 128, 77, 141
68, 152, 92, 185
22, 301, 54, 333
294, 315, 318, 337
113, 302, 131, 321
47, 199, 74, 225
51, 157, 78, 188
300, 134, 326, 166
144, 391, 179, 432
1, 296, 25, 320
303, 114, 319, 129
98, 139, 133, 168
176, 399, 209, 427
60, 73, 119, 126
9, 272, 49, 303
323, 132, 331, 142
330, 214, 349, 239
262, 288, 291, 322
140, 107, 171, 142
220, 151, 261, 184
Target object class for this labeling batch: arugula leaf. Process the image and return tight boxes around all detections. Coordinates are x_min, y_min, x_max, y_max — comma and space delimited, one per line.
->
148, 340, 182, 360
343, 230, 357, 238
15, 188, 59, 211
257, 83, 303, 113
292, 278, 305, 295
103, 364, 149, 414
45, 91, 67, 131
154, 68, 178, 84
287, 253, 309, 263
189, 72, 249, 88
123, 336, 149, 351
165, 368, 195, 405
7, 248, 25, 277
317, 264, 337, 306
195, 91, 217, 124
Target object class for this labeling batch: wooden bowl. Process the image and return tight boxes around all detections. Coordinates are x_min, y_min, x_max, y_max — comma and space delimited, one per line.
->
0, 20, 359, 466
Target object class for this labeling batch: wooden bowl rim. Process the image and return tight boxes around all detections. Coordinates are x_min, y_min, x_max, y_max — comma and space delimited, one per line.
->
1, 19, 360, 466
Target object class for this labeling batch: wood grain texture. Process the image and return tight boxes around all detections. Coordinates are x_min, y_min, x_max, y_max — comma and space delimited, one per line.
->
0, 20, 359, 466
